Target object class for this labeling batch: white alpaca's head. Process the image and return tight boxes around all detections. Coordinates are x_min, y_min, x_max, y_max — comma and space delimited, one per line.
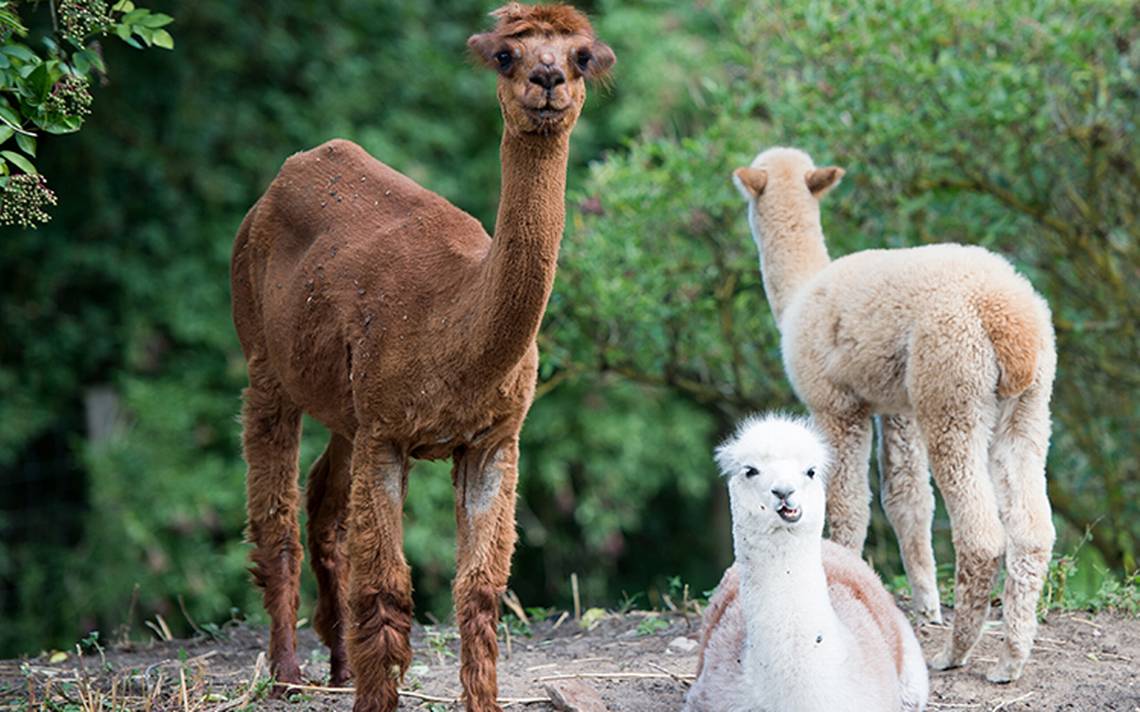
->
731, 146, 845, 205
716, 414, 832, 541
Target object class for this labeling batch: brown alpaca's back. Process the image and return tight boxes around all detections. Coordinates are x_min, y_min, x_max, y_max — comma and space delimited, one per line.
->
232, 139, 521, 443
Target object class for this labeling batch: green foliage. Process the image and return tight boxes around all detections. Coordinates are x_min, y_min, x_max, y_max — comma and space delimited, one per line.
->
0, 0, 173, 226
559, 0, 1139, 574
635, 614, 669, 635
1, 0, 1137, 660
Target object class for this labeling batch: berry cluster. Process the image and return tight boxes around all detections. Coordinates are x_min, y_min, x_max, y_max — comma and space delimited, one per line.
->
0, 174, 58, 227
58, 0, 112, 43
45, 74, 93, 117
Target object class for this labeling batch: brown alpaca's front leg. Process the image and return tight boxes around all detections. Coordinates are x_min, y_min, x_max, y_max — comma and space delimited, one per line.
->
242, 368, 305, 694
452, 442, 520, 712
306, 435, 353, 686
346, 435, 413, 712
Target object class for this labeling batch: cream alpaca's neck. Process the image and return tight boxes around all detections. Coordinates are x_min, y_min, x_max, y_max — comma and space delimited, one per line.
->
735, 526, 845, 708
467, 130, 570, 378
750, 199, 831, 324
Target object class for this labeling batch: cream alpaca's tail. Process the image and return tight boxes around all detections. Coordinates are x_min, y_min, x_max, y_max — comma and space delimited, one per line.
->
974, 289, 1042, 398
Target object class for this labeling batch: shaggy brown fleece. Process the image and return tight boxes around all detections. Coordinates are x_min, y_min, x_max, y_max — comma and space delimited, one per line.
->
231, 5, 615, 711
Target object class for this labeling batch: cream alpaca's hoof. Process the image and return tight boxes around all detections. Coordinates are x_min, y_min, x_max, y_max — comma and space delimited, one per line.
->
986, 656, 1024, 684
930, 647, 966, 672
917, 603, 943, 626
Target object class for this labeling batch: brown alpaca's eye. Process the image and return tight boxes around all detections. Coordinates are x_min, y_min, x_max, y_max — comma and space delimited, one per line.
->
575, 48, 592, 71
745, 466, 759, 478
495, 50, 513, 71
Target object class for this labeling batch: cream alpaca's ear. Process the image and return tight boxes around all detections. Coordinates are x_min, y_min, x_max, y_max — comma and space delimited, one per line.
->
732, 167, 767, 201
805, 166, 845, 197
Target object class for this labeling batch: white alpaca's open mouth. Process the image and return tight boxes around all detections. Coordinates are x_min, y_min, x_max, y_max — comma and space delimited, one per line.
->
777, 504, 802, 523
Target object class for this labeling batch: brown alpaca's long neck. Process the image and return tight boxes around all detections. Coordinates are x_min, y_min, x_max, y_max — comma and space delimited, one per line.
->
464, 130, 570, 379
752, 201, 831, 325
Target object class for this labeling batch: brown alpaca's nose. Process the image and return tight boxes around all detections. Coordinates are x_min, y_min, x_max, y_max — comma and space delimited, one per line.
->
529, 64, 565, 91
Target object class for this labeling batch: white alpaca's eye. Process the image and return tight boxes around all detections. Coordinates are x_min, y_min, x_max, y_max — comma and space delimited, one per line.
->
744, 466, 759, 478
806, 467, 816, 479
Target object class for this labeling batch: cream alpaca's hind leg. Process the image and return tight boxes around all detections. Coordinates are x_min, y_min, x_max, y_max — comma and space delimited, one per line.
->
922, 415, 1004, 672
814, 411, 873, 551
878, 414, 941, 623
987, 382, 1055, 682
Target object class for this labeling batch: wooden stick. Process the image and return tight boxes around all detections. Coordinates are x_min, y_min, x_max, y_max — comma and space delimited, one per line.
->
278, 682, 550, 705
535, 671, 696, 683
647, 661, 691, 688
502, 589, 530, 625
990, 690, 1035, 712
552, 611, 569, 631
571, 573, 581, 622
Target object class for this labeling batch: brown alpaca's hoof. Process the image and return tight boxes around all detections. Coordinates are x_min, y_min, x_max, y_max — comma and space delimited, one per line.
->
329, 664, 352, 687
268, 660, 303, 699
351, 688, 399, 712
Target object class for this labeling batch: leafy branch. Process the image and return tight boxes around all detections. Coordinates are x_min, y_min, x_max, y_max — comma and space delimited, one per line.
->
0, 0, 173, 227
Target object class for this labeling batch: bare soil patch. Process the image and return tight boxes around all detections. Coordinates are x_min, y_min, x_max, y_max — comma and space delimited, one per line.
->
3, 608, 1137, 710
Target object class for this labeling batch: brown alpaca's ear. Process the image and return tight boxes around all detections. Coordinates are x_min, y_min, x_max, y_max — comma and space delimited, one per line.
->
805, 166, 845, 197
732, 167, 767, 200
468, 33, 509, 71
580, 40, 616, 81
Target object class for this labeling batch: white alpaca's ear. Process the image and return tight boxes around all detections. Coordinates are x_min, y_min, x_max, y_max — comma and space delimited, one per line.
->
714, 436, 742, 477
732, 167, 767, 201
805, 166, 845, 197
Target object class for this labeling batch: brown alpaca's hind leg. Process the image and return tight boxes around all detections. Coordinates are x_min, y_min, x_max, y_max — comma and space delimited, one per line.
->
813, 410, 874, 552
346, 434, 412, 712
878, 414, 942, 623
921, 411, 1004, 672
306, 434, 353, 686
242, 365, 304, 693
453, 441, 520, 712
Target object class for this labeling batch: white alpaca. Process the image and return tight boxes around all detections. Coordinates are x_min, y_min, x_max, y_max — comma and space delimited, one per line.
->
731, 147, 1056, 682
684, 414, 928, 712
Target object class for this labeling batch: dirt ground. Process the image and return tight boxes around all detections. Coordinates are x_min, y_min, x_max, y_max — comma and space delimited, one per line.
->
3, 606, 1138, 711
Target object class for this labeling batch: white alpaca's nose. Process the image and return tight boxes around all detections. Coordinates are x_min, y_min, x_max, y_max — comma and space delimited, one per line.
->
771, 485, 795, 501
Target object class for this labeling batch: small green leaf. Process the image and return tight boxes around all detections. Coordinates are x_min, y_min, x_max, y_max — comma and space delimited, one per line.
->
140, 13, 173, 28
2, 44, 37, 62
152, 29, 174, 49
134, 26, 156, 45
72, 52, 91, 74
0, 126, 12, 145
15, 132, 34, 157
111, 0, 136, 11
88, 51, 106, 73
115, 24, 132, 42
1, 150, 35, 174
0, 104, 19, 126
123, 8, 149, 24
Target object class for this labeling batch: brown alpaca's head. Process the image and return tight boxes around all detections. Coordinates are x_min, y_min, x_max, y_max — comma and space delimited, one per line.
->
468, 3, 615, 136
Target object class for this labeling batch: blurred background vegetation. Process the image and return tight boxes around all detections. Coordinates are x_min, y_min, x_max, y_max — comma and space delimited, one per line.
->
1, 0, 1137, 657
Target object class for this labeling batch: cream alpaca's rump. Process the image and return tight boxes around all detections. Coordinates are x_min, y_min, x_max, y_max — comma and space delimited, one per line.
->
733, 146, 1056, 684
685, 415, 928, 712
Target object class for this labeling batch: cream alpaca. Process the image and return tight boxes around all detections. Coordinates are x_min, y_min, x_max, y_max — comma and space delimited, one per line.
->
731, 147, 1056, 682
684, 414, 928, 712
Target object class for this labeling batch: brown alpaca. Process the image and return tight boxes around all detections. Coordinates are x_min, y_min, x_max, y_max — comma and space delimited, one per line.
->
229, 5, 615, 711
